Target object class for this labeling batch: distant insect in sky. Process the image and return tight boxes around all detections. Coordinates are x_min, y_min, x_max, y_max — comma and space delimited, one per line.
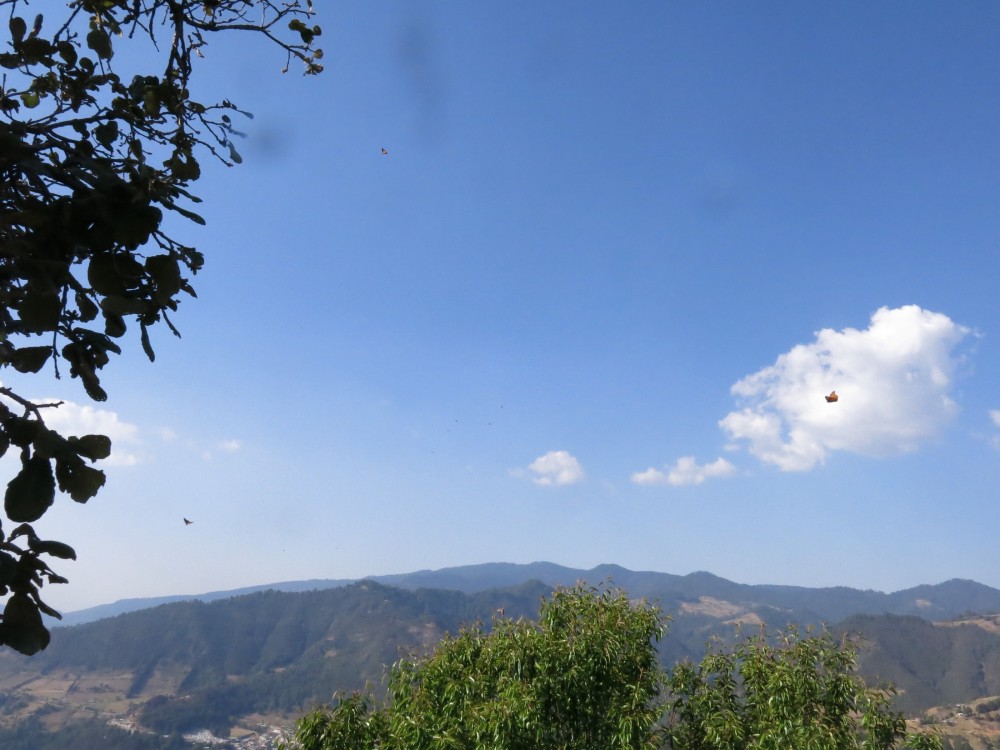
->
183, 518, 193, 525
380, 147, 388, 155
825, 391, 839, 403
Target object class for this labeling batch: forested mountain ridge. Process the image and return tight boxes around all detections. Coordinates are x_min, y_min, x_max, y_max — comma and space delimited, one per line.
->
58, 561, 1000, 627
0, 580, 555, 741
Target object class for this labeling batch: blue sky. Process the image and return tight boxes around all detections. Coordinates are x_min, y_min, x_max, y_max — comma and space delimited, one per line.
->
7, 1, 1000, 612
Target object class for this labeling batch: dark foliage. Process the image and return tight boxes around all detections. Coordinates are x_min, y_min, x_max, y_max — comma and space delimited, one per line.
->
0, 0, 321, 652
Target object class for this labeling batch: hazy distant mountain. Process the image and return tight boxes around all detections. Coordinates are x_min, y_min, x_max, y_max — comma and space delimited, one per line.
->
57, 562, 1000, 628
56, 578, 355, 628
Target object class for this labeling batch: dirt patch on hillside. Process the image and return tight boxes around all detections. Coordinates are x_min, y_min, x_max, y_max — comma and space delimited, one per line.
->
679, 597, 746, 618
938, 614, 1000, 636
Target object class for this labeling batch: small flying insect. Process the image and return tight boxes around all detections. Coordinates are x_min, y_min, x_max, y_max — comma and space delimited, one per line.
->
183, 518, 193, 525
825, 391, 839, 403
380, 147, 388, 155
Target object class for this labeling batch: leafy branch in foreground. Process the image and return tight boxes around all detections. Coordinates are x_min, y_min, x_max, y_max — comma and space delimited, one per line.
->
0, 0, 322, 653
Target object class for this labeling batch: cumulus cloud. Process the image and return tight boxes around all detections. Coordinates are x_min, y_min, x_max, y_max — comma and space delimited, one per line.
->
37, 399, 142, 467
632, 456, 736, 486
523, 450, 585, 486
720, 305, 970, 471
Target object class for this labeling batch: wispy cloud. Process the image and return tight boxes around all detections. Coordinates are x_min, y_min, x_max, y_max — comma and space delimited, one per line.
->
200, 438, 245, 461
632, 456, 735, 486
987, 410, 1000, 452
519, 450, 585, 486
720, 305, 971, 471
219, 439, 244, 453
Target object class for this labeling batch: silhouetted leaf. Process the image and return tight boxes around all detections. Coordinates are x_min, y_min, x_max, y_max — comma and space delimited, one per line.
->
69, 434, 112, 461
86, 28, 113, 60
0, 593, 50, 655
28, 538, 77, 560
5, 456, 55, 522
56, 40, 76, 66
140, 322, 155, 362
147, 255, 182, 301
94, 120, 118, 147
9, 17, 26, 45
75, 292, 99, 322
55, 459, 105, 502
104, 312, 127, 337
10, 346, 51, 374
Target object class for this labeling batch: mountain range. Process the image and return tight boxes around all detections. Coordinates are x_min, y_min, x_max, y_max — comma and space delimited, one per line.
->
4, 563, 1000, 748
57, 561, 1000, 627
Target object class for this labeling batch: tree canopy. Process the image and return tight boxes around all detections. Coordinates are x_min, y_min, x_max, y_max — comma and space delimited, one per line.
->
0, 0, 322, 654
664, 626, 940, 750
290, 585, 941, 750
291, 584, 666, 750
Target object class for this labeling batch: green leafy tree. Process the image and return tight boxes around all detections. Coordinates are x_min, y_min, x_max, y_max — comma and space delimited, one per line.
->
290, 596, 944, 750
663, 626, 941, 750
0, 0, 322, 654
289, 584, 667, 750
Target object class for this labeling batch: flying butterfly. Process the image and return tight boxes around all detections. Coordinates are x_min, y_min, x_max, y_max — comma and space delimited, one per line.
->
825, 391, 839, 403
380, 147, 388, 155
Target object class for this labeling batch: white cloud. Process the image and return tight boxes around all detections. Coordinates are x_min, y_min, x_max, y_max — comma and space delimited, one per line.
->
632, 456, 735, 486
631, 467, 667, 486
990, 410, 1000, 428
719, 305, 970, 471
36, 399, 142, 467
524, 450, 585, 486
200, 438, 244, 461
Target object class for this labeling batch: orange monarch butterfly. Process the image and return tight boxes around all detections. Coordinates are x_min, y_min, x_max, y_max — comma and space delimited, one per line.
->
825, 391, 839, 403
381, 147, 388, 155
